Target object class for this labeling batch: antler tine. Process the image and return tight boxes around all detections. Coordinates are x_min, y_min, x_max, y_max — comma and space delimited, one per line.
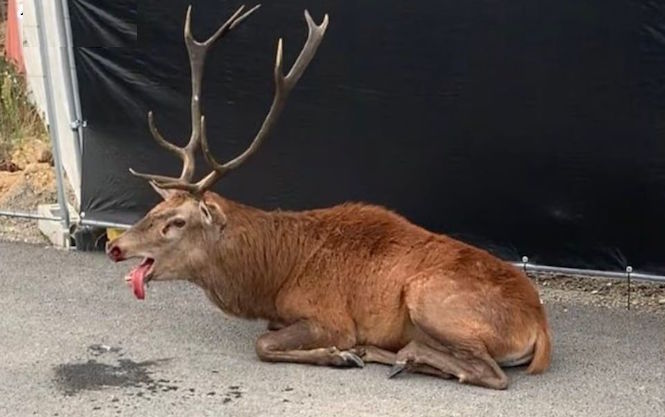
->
130, 4, 260, 190
203, 4, 262, 44
181, 3, 260, 180
146, 111, 183, 157
127, 111, 186, 184
192, 10, 329, 194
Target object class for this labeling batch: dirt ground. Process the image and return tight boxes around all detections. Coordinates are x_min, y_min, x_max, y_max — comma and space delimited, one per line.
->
0, 137, 59, 243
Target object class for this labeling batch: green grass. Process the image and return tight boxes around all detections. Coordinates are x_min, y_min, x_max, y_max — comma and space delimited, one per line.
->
0, 56, 47, 162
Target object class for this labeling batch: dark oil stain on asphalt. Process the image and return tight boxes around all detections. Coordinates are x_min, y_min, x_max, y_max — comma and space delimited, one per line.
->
220, 385, 243, 404
54, 344, 247, 410
53, 344, 176, 396
53, 358, 175, 396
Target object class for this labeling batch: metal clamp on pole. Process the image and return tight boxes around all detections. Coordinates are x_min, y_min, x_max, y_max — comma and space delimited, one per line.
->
69, 119, 87, 131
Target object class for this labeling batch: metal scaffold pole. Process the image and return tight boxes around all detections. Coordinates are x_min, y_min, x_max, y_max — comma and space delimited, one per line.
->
34, 0, 71, 236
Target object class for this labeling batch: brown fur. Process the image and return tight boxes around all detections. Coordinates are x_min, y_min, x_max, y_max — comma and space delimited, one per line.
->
107, 190, 552, 389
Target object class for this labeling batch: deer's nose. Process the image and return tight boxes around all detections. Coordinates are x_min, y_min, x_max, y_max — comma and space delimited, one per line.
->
106, 242, 125, 262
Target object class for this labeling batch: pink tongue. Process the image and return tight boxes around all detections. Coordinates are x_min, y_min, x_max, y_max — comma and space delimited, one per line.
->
129, 264, 150, 300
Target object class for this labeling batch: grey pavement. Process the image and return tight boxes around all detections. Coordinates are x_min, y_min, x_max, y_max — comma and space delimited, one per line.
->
0, 240, 663, 417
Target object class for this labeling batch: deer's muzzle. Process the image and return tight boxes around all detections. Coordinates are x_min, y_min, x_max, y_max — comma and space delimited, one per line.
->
106, 242, 125, 262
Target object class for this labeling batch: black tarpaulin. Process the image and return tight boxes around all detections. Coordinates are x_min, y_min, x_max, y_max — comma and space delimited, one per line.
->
71, 0, 665, 274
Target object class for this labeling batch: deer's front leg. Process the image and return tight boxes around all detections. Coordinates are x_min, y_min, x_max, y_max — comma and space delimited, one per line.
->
255, 320, 363, 368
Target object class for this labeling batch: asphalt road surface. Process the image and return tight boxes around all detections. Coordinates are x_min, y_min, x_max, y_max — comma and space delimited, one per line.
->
1, 241, 663, 417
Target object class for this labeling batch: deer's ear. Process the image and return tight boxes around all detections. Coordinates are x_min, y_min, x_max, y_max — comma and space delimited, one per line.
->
199, 201, 213, 225
149, 181, 173, 200
199, 200, 226, 227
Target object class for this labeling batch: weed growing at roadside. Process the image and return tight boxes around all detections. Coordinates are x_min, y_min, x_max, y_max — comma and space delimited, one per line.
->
0, 56, 47, 162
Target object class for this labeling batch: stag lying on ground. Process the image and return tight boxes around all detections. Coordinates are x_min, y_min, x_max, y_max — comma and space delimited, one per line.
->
106, 4, 552, 390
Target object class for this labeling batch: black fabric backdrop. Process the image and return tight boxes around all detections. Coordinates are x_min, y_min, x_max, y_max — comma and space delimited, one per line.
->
71, 0, 665, 274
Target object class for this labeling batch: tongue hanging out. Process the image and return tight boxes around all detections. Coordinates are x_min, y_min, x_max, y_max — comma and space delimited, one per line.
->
125, 258, 154, 300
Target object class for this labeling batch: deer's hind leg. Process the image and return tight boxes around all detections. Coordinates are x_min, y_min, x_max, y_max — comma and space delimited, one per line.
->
266, 320, 286, 331
255, 320, 364, 368
390, 279, 509, 390
352, 345, 452, 379
389, 339, 508, 390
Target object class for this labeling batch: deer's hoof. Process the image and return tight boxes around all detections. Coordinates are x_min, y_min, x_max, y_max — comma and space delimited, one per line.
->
338, 351, 365, 368
388, 361, 407, 379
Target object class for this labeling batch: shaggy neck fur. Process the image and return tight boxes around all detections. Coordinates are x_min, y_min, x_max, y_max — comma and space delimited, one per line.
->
190, 196, 308, 320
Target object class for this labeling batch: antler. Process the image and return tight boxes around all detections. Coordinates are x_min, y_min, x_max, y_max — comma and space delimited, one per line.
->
193, 10, 329, 192
129, 3, 261, 189
130, 4, 329, 195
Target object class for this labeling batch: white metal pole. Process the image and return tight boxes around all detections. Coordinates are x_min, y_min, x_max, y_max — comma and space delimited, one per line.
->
34, 0, 71, 234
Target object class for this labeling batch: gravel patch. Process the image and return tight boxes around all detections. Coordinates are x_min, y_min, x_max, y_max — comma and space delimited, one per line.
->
533, 273, 665, 315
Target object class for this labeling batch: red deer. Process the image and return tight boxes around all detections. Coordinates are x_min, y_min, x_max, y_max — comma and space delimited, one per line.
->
106, 4, 552, 390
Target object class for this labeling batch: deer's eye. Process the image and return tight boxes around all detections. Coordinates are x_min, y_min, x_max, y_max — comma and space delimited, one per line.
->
170, 218, 186, 228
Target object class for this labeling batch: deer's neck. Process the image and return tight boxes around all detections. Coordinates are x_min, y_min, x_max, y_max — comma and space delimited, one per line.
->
195, 198, 305, 321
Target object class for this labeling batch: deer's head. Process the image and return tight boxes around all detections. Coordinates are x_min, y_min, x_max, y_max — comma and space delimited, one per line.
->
106, 4, 329, 299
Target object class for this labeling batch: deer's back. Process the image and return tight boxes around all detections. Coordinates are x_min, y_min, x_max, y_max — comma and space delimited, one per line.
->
277, 203, 544, 347
297, 202, 516, 284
